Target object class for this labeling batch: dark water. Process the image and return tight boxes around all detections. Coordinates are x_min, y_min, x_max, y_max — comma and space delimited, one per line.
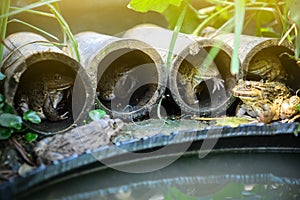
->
18, 152, 300, 200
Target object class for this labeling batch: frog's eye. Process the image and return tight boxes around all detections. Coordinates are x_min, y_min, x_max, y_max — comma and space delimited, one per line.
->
54, 73, 62, 81
245, 83, 251, 89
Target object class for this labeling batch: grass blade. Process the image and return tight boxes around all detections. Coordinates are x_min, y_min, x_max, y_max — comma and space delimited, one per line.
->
8, 19, 59, 41
0, 0, 60, 18
166, 4, 187, 72
230, 0, 245, 75
192, 5, 232, 36
158, 2, 187, 120
44, 2, 80, 61
9, 6, 55, 18
0, 0, 10, 67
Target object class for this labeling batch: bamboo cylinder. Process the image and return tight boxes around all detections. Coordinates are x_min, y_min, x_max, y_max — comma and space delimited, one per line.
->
123, 25, 238, 116
202, 28, 300, 90
1, 32, 94, 135
73, 32, 166, 120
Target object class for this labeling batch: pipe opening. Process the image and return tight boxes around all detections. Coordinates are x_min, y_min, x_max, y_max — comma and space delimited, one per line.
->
176, 47, 234, 113
97, 49, 159, 115
14, 60, 78, 133
246, 46, 300, 91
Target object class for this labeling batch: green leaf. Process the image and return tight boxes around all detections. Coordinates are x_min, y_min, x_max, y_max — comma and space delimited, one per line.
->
88, 109, 106, 121
0, 72, 5, 80
24, 132, 38, 142
128, 0, 182, 13
0, 127, 13, 140
23, 110, 41, 124
2, 103, 15, 114
296, 103, 300, 112
0, 113, 22, 130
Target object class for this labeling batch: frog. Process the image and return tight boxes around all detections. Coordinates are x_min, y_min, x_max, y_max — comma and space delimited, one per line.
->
17, 73, 73, 121
178, 59, 224, 105
247, 51, 287, 82
97, 65, 133, 101
98, 65, 157, 110
232, 79, 300, 123
34, 115, 124, 163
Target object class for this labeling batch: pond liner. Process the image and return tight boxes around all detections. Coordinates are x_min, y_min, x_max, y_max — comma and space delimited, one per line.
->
17, 152, 300, 199
0, 32, 94, 135
70, 31, 166, 120
123, 24, 239, 117
28, 166, 300, 199
0, 122, 300, 199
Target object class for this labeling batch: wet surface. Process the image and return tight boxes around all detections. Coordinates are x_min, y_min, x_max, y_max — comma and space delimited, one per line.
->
17, 152, 300, 200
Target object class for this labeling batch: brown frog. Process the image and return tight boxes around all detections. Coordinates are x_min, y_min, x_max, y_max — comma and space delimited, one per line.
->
178, 59, 224, 105
247, 51, 287, 82
17, 73, 73, 121
34, 115, 124, 163
98, 65, 133, 101
232, 79, 300, 123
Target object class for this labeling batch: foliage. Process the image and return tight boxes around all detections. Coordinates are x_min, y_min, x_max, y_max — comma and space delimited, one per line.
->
0, 0, 78, 139
128, 0, 182, 13
88, 109, 106, 121
0, 0, 80, 67
0, 93, 41, 140
128, 0, 300, 75
0, 0, 10, 66
24, 132, 38, 142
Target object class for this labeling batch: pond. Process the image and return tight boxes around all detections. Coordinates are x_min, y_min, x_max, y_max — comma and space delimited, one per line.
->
4, 1, 300, 200
17, 152, 300, 199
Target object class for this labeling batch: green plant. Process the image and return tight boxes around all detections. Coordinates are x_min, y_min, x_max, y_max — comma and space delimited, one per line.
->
0, 0, 10, 66
0, 0, 80, 67
0, 0, 79, 138
0, 93, 41, 140
88, 109, 107, 121
128, 0, 300, 74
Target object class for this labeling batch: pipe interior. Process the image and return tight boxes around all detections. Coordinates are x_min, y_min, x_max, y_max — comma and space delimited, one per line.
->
246, 46, 300, 91
177, 47, 234, 110
14, 60, 82, 133
97, 49, 159, 113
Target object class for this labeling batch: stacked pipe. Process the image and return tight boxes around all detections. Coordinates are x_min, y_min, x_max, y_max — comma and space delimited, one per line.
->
123, 24, 238, 116
2, 26, 299, 134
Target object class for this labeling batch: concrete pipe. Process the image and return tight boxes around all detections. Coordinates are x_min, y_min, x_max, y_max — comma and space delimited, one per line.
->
1, 32, 94, 135
124, 25, 238, 117
73, 32, 166, 120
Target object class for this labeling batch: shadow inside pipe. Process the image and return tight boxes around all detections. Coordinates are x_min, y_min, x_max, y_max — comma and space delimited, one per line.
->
176, 47, 235, 114
14, 60, 79, 133
96, 49, 160, 117
246, 46, 300, 91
